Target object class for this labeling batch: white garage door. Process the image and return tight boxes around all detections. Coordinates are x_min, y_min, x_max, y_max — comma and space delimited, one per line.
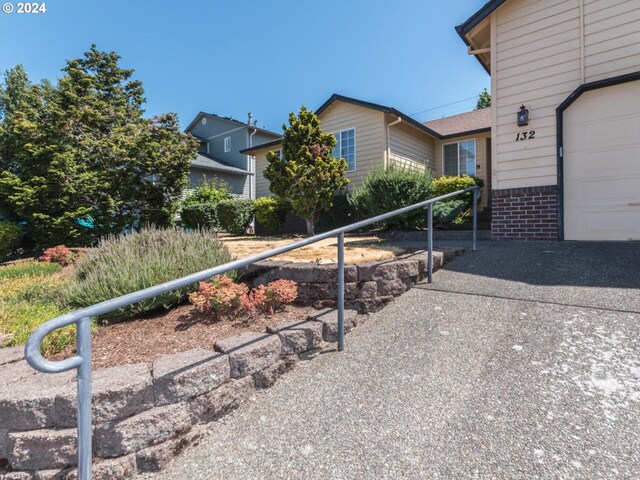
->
564, 80, 640, 240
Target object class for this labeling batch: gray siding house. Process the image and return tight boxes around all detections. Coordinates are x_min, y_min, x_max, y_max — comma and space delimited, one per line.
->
184, 112, 280, 198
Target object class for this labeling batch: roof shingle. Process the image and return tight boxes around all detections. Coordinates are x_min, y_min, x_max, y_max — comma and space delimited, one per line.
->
423, 108, 491, 137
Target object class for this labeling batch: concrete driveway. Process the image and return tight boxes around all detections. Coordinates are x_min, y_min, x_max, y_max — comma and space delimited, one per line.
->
142, 241, 640, 480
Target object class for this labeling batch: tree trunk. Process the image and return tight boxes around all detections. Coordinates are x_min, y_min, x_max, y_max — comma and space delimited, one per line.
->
305, 215, 315, 237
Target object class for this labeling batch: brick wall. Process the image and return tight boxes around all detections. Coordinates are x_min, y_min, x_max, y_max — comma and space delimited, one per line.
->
491, 185, 558, 241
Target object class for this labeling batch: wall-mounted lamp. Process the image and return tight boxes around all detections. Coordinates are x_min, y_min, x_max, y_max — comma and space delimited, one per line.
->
517, 105, 529, 127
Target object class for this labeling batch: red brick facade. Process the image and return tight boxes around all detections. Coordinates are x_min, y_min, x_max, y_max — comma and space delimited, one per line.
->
491, 185, 559, 241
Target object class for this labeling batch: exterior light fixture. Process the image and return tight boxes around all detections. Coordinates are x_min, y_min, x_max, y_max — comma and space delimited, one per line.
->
517, 105, 529, 127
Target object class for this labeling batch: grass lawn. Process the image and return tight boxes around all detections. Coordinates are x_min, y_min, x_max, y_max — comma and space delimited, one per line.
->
222, 235, 407, 264
0, 260, 75, 355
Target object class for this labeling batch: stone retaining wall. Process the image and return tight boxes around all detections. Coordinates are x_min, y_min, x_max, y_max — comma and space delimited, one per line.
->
0, 248, 463, 479
239, 249, 463, 313
0, 308, 361, 480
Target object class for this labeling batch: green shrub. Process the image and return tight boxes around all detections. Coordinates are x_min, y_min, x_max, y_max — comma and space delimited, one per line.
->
432, 175, 484, 204
181, 203, 221, 231
180, 178, 232, 230
64, 228, 233, 319
349, 166, 435, 230
182, 178, 232, 206
0, 221, 23, 261
317, 192, 358, 232
217, 198, 255, 236
432, 200, 467, 225
254, 197, 289, 235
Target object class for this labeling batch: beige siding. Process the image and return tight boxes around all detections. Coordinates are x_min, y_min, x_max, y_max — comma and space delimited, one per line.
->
254, 101, 387, 197
435, 132, 491, 208
492, 0, 640, 190
387, 117, 435, 172
319, 102, 386, 189
493, 0, 581, 190
583, 0, 640, 81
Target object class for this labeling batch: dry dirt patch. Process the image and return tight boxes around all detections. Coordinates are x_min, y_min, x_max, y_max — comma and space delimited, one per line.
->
221, 235, 406, 264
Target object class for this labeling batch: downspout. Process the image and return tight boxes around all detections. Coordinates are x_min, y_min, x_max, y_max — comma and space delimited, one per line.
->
385, 116, 402, 169
249, 127, 257, 200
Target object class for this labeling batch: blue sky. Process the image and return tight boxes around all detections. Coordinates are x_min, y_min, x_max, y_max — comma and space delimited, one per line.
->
0, 0, 489, 132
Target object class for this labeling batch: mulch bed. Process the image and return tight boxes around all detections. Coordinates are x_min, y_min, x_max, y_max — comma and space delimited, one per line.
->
50, 303, 318, 370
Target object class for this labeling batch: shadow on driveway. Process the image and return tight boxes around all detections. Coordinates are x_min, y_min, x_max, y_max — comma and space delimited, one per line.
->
423, 241, 640, 312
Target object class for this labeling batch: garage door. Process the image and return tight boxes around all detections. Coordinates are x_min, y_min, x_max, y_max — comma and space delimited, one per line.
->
564, 80, 640, 240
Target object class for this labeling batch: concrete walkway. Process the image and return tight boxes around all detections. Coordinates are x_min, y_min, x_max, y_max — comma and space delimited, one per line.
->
141, 241, 640, 480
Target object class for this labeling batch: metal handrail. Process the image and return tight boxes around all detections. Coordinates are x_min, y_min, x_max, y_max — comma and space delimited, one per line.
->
24, 185, 480, 479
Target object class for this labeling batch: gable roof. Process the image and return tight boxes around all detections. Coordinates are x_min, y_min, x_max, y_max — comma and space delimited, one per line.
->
184, 111, 280, 138
455, 0, 508, 74
191, 153, 252, 176
240, 93, 443, 153
423, 108, 491, 138
316, 94, 443, 138
456, 0, 507, 37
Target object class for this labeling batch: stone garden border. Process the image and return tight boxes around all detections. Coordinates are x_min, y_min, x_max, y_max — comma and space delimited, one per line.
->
0, 247, 463, 479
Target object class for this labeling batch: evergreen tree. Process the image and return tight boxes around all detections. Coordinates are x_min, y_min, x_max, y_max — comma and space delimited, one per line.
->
0, 46, 197, 247
476, 88, 491, 109
264, 106, 349, 236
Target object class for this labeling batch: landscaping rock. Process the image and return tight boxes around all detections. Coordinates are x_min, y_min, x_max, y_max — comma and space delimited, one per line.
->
33, 469, 65, 480
94, 403, 191, 458
252, 263, 357, 285
356, 261, 399, 282
1, 429, 9, 462
214, 333, 281, 378
253, 356, 298, 389
0, 370, 74, 430
55, 364, 153, 427
0, 347, 23, 366
0, 471, 33, 479
308, 308, 358, 342
296, 283, 334, 304
135, 426, 205, 472
63, 454, 136, 480
266, 321, 323, 355
357, 281, 377, 299
392, 259, 420, 279
8, 428, 76, 470
153, 349, 229, 406
188, 377, 255, 423
377, 279, 408, 296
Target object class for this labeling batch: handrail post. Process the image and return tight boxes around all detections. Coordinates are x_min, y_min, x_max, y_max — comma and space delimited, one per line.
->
77, 317, 93, 479
337, 232, 345, 351
472, 187, 478, 252
427, 203, 433, 283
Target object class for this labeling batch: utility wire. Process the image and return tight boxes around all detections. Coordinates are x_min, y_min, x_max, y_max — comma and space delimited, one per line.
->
410, 95, 478, 116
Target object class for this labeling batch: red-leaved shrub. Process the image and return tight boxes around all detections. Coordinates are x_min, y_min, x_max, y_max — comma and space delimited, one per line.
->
252, 279, 298, 315
189, 275, 250, 319
189, 276, 298, 319
39, 245, 73, 266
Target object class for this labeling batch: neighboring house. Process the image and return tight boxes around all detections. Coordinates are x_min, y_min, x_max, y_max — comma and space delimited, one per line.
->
457, 0, 640, 241
184, 112, 281, 198
241, 94, 492, 208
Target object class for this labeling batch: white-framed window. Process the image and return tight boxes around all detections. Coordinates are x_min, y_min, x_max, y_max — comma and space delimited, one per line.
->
332, 128, 356, 171
224, 136, 231, 153
443, 139, 476, 176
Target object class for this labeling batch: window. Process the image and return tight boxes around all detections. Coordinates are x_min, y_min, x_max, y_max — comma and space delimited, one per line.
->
198, 140, 208, 154
332, 128, 356, 171
224, 136, 231, 153
443, 139, 476, 176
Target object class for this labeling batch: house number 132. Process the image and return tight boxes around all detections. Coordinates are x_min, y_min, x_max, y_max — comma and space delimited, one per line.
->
515, 131, 535, 141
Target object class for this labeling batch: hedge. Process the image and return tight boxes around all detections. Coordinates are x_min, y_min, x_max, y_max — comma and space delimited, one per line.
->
217, 198, 255, 236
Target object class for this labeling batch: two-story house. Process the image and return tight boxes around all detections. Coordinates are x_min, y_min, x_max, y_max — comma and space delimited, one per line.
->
184, 112, 281, 198
457, 0, 640, 241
